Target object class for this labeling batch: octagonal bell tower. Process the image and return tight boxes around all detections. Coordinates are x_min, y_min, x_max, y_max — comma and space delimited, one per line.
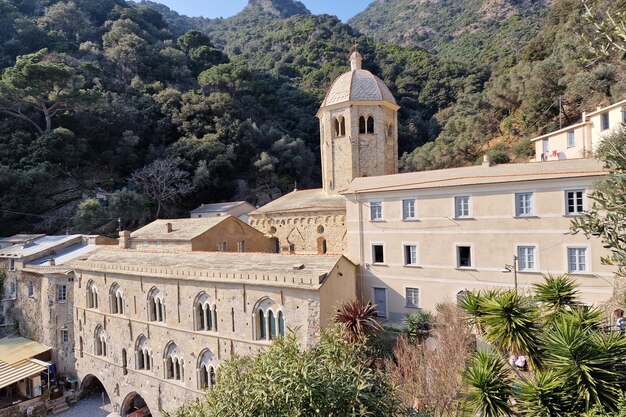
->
316, 51, 400, 195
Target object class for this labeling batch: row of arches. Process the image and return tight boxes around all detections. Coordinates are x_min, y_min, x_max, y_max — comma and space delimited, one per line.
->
332, 116, 378, 137
86, 282, 284, 341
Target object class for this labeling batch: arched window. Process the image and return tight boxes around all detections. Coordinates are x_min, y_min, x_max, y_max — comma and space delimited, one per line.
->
254, 298, 285, 341
317, 237, 327, 255
135, 335, 153, 372
87, 280, 98, 309
197, 349, 218, 389
339, 117, 346, 137
193, 292, 218, 332
333, 117, 340, 138
359, 116, 366, 134
148, 288, 165, 322
109, 283, 124, 315
164, 342, 184, 382
367, 116, 374, 134
387, 124, 393, 137
94, 325, 106, 357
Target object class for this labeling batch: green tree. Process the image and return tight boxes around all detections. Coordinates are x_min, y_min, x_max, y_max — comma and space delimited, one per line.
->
0, 49, 95, 135
533, 274, 580, 323
572, 129, 626, 277
74, 198, 108, 233
108, 188, 149, 228
169, 327, 399, 417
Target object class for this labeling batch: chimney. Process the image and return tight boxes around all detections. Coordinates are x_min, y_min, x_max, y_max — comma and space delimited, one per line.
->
119, 230, 131, 249
482, 155, 492, 167
49, 258, 55, 266
166, 222, 173, 233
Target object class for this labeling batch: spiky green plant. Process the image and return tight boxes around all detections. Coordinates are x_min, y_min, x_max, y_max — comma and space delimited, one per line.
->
458, 290, 486, 334
480, 290, 543, 368
404, 311, 433, 343
517, 370, 568, 417
465, 349, 513, 417
542, 315, 626, 413
534, 274, 580, 322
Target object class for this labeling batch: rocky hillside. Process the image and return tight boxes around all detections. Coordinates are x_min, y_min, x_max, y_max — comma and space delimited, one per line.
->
350, 0, 551, 65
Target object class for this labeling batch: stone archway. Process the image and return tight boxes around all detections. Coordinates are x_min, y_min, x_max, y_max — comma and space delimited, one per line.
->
121, 391, 152, 417
79, 374, 108, 399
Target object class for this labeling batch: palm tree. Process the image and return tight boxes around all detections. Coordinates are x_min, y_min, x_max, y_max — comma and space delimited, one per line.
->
518, 370, 567, 417
458, 290, 486, 335
533, 274, 579, 322
480, 290, 543, 369
465, 348, 513, 417
334, 299, 382, 343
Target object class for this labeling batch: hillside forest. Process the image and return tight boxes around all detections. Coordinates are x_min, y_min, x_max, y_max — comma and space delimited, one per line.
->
0, 0, 624, 235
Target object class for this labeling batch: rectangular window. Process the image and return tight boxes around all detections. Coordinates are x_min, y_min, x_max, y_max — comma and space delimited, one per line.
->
567, 130, 575, 148
237, 241, 245, 252
218, 242, 227, 252
156, 240, 162, 247
515, 192, 534, 216
565, 190, 585, 215
8, 281, 15, 296
454, 196, 470, 218
28, 281, 34, 297
542, 139, 549, 154
406, 288, 419, 308
372, 244, 385, 264
370, 202, 383, 221
61, 329, 69, 344
404, 244, 418, 266
600, 112, 610, 131
8, 259, 15, 271
457, 246, 472, 268
142, 240, 149, 248
57, 285, 67, 302
373, 288, 387, 318
402, 199, 416, 220
517, 246, 536, 271
568, 247, 587, 273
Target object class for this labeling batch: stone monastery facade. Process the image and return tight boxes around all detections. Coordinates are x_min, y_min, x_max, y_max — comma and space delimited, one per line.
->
0, 50, 619, 417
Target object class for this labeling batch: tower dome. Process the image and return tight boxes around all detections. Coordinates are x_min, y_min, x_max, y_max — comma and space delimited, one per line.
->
320, 52, 397, 108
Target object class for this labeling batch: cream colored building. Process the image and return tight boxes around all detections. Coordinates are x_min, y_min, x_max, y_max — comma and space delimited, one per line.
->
343, 158, 613, 321
71, 216, 357, 416
532, 98, 626, 161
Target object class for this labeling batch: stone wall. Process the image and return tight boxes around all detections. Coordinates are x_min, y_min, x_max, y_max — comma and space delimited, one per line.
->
74, 268, 328, 416
248, 210, 346, 255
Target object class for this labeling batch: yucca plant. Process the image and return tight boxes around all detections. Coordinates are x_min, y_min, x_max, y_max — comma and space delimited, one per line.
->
458, 290, 486, 335
334, 299, 382, 343
465, 348, 513, 417
404, 311, 433, 343
517, 369, 568, 417
480, 290, 543, 369
541, 315, 626, 413
534, 274, 580, 323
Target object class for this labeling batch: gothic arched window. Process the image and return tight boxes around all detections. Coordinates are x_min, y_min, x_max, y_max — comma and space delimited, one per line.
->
333, 117, 340, 138
87, 280, 98, 309
148, 287, 165, 322
135, 335, 153, 371
367, 116, 374, 134
94, 325, 106, 357
164, 342, 184, 381
339, 117, 346, 137
359, 116, 366, 134
197, 349, 218, 389
193, 292, 218, 332
254, 298, 285, 341
109, 283, 124, 315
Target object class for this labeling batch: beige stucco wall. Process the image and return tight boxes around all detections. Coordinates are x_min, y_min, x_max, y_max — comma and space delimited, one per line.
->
73, 262, 351, 416
533, 124, 590, 161
318, 257, 358, 328
248, 210, 346, 255
589, 105, 625, 149
345, 175, 614, 322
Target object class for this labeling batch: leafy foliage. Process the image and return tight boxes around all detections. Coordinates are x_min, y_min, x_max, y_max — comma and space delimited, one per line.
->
169, 327, 399, 417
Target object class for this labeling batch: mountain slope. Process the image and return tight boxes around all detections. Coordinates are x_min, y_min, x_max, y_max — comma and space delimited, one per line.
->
350, 0, 550, 65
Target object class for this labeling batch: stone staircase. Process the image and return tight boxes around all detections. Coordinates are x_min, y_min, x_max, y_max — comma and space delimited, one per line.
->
50, 397, 70, 414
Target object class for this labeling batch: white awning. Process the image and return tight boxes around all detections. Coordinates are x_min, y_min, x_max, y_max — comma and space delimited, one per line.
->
0, 359, 47, 389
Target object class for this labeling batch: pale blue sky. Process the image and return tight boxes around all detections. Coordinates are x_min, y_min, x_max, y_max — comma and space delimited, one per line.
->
154, 0, 373, 21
